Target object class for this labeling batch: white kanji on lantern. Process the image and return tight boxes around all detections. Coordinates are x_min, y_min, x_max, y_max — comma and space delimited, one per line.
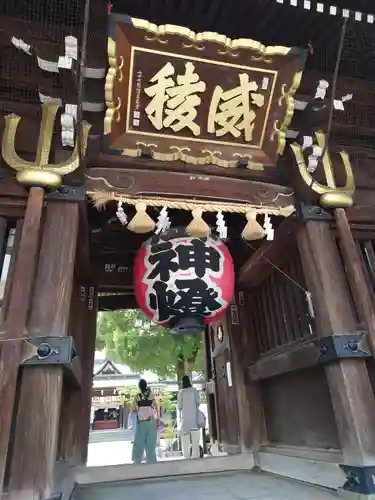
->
116, 201, 128, 225
155, 206, 171, 234
134, 232, 234, 325
263, 214, 274, 241
216, 211, 227, 240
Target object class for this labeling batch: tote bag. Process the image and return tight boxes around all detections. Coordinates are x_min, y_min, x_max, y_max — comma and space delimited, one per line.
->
197, 409, 206, 429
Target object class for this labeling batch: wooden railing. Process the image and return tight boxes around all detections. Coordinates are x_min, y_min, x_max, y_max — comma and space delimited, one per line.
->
249, 248, 314, 356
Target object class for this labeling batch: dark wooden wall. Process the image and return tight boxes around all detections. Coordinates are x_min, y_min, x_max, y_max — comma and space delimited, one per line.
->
210, 227, 375, 455
261, 367, 339, 449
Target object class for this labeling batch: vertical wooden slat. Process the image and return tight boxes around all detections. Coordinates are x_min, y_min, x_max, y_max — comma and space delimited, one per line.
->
354, 241, 374, 302
260, 282, 277, 350
0, 220, 23, 325
0, 187, 44, 491
363, 241, 375, 292
263, 279, 279, 349
280, 260, 300, 342
269, 273, 289, 346
276, 270, 296, 344
250, 293, 266, 354
0, 216, 8, 353
289, 258, 311, 339
0, 218, 8, 275
254, 288, 272, 353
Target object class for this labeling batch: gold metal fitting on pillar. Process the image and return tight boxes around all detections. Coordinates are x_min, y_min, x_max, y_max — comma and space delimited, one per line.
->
290, 131, 355, 209
1, 102, 91, 189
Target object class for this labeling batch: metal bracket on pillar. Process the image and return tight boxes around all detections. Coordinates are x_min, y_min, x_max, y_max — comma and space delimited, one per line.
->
295, 202, 333, 222
340, 464, 375, 495
45, 183, 86, 202
316, 332, 371, 364
20, 336, 82, 388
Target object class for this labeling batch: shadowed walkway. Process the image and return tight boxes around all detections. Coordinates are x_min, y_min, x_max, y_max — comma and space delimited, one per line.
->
73, 471, 339, 500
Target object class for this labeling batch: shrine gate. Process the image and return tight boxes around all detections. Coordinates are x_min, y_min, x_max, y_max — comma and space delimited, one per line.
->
1, 0, 375, 499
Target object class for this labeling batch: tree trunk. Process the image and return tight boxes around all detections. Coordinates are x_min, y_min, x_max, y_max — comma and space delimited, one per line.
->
176, 357, 185, 387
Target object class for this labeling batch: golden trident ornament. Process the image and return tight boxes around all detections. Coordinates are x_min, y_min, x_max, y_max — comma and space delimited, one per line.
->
1, 102, 91, 189
290, 130, 355, 209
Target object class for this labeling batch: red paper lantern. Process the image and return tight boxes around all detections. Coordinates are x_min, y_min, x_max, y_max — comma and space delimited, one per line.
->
133, 228, 235, 334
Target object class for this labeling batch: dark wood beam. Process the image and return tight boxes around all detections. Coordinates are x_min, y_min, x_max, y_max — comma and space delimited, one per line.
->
98, 294, 137, 310
86, 167, 294, 208
238, 219, 298, 289
93, 255, 134, 289
91, 155, 284, 183
248, 340, 319, 382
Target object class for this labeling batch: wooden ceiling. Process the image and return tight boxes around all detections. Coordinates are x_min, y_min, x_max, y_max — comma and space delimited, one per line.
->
111, 0, 375, 78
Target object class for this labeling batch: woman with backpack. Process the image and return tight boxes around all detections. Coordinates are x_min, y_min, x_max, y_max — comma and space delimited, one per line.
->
178, 375, 203, 459
131, 379, 158, 464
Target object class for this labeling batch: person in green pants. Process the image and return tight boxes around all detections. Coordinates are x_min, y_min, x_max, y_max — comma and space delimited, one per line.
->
131, 379, 158, 464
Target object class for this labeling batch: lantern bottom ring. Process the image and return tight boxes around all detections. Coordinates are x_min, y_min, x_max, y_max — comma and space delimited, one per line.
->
169, 315, 205, 336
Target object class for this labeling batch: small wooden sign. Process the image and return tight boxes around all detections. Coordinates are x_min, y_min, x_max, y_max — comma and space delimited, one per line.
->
230, 305, 239, 325
216, 324, 224, 343
105, 15, 306, 169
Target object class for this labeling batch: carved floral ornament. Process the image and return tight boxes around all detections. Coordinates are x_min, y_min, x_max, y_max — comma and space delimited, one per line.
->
104, 16, 306, 169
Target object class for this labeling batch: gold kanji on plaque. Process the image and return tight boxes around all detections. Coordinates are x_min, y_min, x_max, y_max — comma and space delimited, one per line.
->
208, 74, 265, 142
144, 61, 206, 136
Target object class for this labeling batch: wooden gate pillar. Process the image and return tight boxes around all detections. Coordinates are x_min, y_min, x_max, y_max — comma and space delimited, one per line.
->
58, 285, 97, 465
7, 201, 79, 498
0, 188, 45, 492
230, 292, 265, 459
297, 219, 375, 493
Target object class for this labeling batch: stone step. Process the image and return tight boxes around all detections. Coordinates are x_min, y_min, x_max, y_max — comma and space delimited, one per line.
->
75, 454, 255, 486
72, 470, 339, 500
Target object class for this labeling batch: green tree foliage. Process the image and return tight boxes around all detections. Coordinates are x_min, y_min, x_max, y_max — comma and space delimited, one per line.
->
96, 309, 204, 381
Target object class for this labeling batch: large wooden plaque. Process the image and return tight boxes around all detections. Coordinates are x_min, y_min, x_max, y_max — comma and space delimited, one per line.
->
105, 15, 306, 169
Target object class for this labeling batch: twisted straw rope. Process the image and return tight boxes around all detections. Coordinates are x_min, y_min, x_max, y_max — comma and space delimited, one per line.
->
87, 189, 294, 217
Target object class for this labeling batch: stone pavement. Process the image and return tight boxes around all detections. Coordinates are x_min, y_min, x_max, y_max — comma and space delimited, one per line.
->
87, 430, 133, 466
73, 471, 339, 500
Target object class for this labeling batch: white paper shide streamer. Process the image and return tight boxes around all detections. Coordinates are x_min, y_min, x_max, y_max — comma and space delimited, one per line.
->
155, 206, 171, 234
216, 211, 228, 240
263, 214, 274, 241
116, 201, 128, 225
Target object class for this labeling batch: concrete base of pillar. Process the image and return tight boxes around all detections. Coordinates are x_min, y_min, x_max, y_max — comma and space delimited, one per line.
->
338, 488, 375, 500
258, 446, 345, 490
52, 460, 77, 500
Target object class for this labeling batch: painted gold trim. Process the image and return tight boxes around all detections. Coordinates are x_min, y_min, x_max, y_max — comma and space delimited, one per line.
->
290, 131, 355, 207
2, 103, 91, 187
131, 17, 292, 57
120, 144, 264, 171
104, 38, 121, 135
277, 70, 303, 155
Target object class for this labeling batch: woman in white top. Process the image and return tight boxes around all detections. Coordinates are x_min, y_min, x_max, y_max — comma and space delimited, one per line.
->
178, 375, 200, 459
